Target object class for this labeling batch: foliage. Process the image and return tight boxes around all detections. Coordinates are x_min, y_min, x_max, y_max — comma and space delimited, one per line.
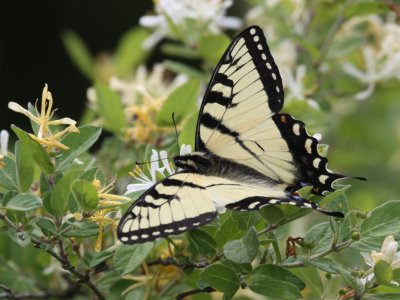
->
0, 0, 400, 299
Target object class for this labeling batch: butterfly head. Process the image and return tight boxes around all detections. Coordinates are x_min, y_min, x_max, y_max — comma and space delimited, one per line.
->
174, 152, 211, 172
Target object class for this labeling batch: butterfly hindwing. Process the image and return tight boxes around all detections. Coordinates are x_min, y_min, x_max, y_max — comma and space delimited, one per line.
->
196, 25, 343, 194
117, 172, 217, 244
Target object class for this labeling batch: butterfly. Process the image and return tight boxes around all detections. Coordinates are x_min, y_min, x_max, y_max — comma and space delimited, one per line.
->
118, 25, 350, 244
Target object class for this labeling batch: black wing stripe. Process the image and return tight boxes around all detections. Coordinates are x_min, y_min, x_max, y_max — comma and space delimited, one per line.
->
162, 178, 206, 190
243, 27, 284, 113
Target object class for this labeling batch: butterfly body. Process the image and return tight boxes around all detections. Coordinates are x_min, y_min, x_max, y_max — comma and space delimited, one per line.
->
118, 26, 349, 244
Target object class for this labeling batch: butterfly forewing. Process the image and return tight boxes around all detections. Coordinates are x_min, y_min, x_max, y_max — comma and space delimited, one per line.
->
196, 25, 343, 194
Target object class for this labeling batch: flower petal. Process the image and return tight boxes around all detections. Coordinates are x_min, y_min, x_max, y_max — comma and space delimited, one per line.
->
8, 102, 40, 123
361, 252, 373, 266
180, 144, 192, 155
382, 235, 396, 252
0, 130, 9, 156
139, 15, 164, 27
160, 150, 174, 174
150, 150, 160, 181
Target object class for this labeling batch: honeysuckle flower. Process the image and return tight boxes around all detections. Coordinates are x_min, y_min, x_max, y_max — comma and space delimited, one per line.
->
340, 14, 400, 100
282, 65, 320, 109
361, 235, 400, 286
89, 210, 117, 252
1, 130, 9, 156
8, 84, 80, 152
139, 0, 242, 48
125, 144, 192, 195
0, 130, 9, 169
93, 178, 131, 207
68, 179, 130, 252
110, 64, 188, 106
342, 47, 400, 101
108, 64, 187, 142
246, 0, 309, 35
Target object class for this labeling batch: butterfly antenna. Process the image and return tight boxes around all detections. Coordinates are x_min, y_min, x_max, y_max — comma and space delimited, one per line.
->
172, 112, 180, 155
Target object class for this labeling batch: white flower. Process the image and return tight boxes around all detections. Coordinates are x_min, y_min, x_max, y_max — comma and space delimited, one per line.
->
109, 64, 188, 107
1, 130, 9, 156
139, 0, 242, 48
342, 47, 400, 101
282, 65, 319, 109
361, 235, 400, 286
125, 144, 192, 194
340, 14, 400, 100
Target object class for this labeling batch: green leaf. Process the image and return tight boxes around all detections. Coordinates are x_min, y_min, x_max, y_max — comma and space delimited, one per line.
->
90, 248, 114, 268
361, 200, 400, 238
156, 79, 200, 126
247, 265, 304, 299
345, 1, 389, 18
36, 217, 57, 237
179, 111, 199, 148
1, 191, 15, 207
249, 279, 299, 299
290, 266, 323, 297
164, 60, 207, 81
200, 264, 240, 296
220, 259, 252, 275
49, 170, 81, 216
5, 193, 42, 211
0, 156, 18, 191
215, 214, 244, 249
62, 221, 99, 238
187, 229, 217, 256
331, 265, 361, 291
224, 227, 259, 264
375, 260, 394, 286
114, 27, 149, 76
12, 126, 54, 174
95, 81, 128, 134
198, 34, 231, 65
320, 185, 350, 205
301, 257, 340, 274
113, 243, 153, 276
55, 126, 102, 173
161, 43, 200, 59
350, 200, 400, 251
70, 179, 99, 212
231, 211, 262, 231
61, 30, 95, 80
303, 222, 332, 251
260, 205, 284, 225
8, 228, 31, 247
15, 141, 34, 192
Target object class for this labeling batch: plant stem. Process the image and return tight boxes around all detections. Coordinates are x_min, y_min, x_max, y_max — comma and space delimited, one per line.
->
0, 212, 105, 300
281, 240, 352, 268
176, 287, 215, 300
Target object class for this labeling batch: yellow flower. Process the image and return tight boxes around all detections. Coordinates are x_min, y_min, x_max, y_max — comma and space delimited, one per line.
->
8, 84, 80, 152
88, 210, 116, 252
87, 179, 130, 252
108, 64, 187, 143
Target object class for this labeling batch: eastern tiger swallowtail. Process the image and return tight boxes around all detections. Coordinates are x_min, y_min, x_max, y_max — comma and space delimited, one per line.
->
118, 25, 350, 244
